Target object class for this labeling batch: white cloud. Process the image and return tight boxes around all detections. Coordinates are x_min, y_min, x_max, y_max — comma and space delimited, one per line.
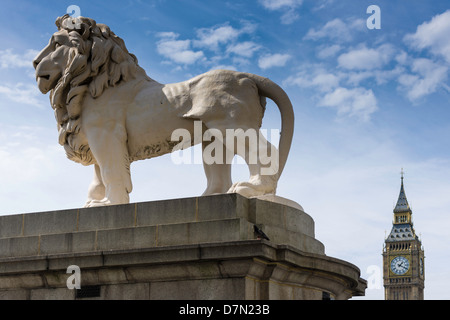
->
394, 50, 409, 65
208, 65, 237, 72
155, 22, 258, 66
317, 44, 342, 59
226, 41, 261, 58
398, 58, 449, 101
0, 49, 39, 69
312, 0, 335, 11
283, 64, 378, 122
285, 67, 340, 92
311, 73, 340, 91
0, 126, 55, 184
156, 33, 204, 65
0, 125, 92, 214
318, 87, 378, 122
155, 31, 178, 39
280, 10, 300, 25
404, 10, 450, 64
258, 0, 303, 24
258, 53, 291, 69
346, 66, 405, 87
304, 18, 365, 43
0, 82, 45, 108
259, 0, 303, 10
396, 11, 450, 102
194, 25, 241, 51
285, 65, 378, 121
337, 44, 395, 70
338, 47, 380, 70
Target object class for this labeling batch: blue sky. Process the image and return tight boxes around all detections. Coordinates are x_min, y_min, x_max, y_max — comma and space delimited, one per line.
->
0, 0, 449, 300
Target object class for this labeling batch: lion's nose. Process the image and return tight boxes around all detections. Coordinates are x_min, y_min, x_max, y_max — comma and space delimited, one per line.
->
33, 59, 40, 69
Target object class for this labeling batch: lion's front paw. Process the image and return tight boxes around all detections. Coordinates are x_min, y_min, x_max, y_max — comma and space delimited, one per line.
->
83, 199, 92, 208
84, 198, 112, 207
227, 182, 269, 198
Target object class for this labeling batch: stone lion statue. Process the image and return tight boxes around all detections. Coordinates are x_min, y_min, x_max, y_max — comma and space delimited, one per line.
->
33, 14, 294, 207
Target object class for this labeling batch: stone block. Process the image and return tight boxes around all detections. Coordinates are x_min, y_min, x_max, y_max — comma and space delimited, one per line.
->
136, 197, 197, 225
197, 193, 249, 221
292, 287, 323, 300
30, 287, 75, 300
188, 218, 252, 244
103, 245, 201, 266
96, 226, 156, 251
156, 218, 252, 247
98, 268, 128, 284
0, 214, 23, 238
267, 281, 295, 300
103, 283, 150, 300
0, 289, 29, 300
0, 273, 44, 290
0, 256, 48, 274
149, 278, 245, 300
78, 203, 135, 231
23, 209, 78, 237
0, 236, 39, 258
199, 240, 276, 261
47, 252, 104, 271
284, 205, 315, 237
250, 198, 315, 237
263, 224, 324, 254
44, 270, 71, 288
39, 231, 97, 255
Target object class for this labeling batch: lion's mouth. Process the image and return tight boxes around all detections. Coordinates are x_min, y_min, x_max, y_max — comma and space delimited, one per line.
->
36, 73, 57, 94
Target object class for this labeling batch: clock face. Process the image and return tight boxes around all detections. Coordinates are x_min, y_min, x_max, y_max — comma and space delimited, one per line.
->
391, 256, 410, 275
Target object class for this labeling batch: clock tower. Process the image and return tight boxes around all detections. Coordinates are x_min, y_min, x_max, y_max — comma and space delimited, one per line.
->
383, 171, 425, 300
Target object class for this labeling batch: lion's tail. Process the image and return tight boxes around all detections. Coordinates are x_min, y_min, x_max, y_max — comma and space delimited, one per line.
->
246, 73, 294, 179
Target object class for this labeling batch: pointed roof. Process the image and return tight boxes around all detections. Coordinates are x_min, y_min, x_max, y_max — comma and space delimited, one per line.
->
394, 171, 411, 213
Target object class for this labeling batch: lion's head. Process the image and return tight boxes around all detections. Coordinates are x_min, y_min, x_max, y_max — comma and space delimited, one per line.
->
33, 14, 144, 164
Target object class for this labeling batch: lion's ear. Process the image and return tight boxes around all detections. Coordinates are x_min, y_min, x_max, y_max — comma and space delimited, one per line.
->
55, 14, 70, 30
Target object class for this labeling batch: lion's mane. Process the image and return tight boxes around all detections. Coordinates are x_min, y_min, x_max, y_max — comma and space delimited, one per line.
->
51, 14, 141, 165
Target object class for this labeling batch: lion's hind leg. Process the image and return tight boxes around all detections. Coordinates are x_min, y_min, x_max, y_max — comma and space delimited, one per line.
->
201, 120, 279, 198
226, 128, 279, 198
201, 137, 233, 196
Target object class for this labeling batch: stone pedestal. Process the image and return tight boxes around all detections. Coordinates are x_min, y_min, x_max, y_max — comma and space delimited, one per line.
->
0, 194, 366, 299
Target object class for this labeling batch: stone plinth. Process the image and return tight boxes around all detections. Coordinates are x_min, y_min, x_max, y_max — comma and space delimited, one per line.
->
0, 194, 366, 300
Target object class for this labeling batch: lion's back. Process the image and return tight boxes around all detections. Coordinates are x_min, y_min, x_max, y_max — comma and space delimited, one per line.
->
182, 69, 264, 127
